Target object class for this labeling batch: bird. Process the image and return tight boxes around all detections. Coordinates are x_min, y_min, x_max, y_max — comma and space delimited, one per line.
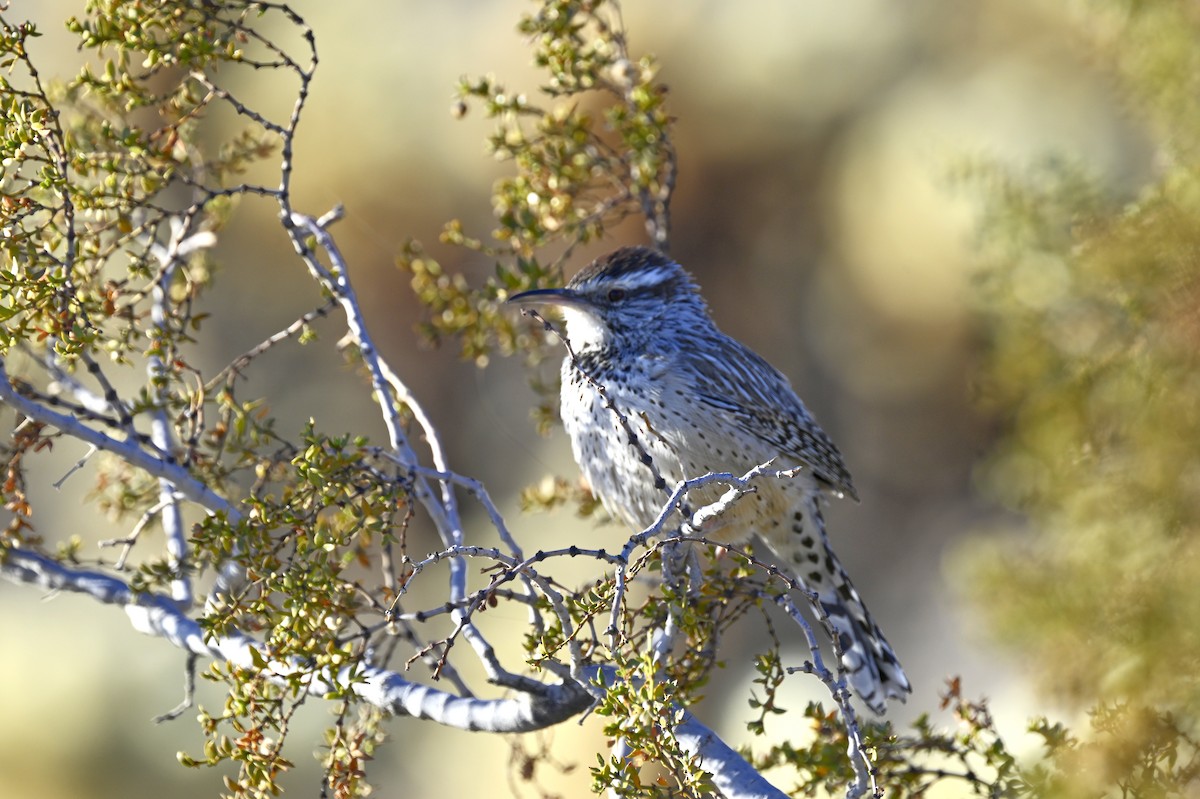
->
508, 245, 910, 714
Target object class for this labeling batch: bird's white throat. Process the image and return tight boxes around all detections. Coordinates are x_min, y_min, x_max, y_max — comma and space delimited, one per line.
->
559, 306, 612, 351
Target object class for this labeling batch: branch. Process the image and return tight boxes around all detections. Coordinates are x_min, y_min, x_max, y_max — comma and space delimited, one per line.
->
148, 217, 213, 607
284, 209, 413, 471
0, 361, 237, 520
675, 710, 787, 799
0, 546, 593, 733
284, 211, 531, 689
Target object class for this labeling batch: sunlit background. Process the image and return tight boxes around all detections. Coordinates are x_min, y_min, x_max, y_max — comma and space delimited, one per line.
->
0, 1, 1152, 796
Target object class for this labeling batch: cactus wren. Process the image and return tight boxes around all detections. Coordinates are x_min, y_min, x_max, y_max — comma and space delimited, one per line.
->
509, 245, 910, 714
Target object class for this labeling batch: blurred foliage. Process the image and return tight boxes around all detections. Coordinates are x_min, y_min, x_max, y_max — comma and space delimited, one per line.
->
753, 685, 1200, 798
1021, 704, 1200, 799
961, 0, 1200, 713
953, 0, 1200, 794
518, 472, 607, 517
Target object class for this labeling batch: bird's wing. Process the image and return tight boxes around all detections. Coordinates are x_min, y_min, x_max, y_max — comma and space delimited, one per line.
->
676, 340, 858, 500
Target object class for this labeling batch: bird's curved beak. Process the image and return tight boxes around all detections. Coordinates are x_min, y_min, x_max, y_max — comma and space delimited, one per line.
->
506, 287, 589, 308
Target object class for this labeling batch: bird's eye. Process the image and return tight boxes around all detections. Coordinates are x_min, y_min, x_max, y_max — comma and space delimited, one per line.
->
607, 288, 626, 302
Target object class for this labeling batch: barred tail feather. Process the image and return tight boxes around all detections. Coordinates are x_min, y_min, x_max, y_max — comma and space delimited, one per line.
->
773, 496, 911, 715
817, 560, 911, 715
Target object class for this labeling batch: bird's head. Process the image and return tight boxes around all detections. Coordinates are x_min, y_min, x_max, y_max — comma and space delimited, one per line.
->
507, 246, 710, 352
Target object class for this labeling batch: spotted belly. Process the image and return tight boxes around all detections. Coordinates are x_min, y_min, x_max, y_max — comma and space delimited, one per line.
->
560, 366, 811, 541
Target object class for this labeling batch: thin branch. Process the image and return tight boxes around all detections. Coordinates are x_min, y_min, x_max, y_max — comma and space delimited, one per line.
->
147, 218, 211, 607
605, 464, 789, 649
207, 298, 337, 390
772, 589, 875, 798
52, 442, 96, 489
0, 361, 237, 520
99, 495, 176, 570
154, 652, 198, 723
284, 212, 413, 470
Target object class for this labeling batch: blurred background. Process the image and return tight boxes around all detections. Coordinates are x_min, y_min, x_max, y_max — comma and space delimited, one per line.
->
0, 1, 1154, 797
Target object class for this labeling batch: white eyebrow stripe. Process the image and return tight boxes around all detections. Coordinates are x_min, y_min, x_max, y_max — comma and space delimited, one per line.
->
596, 264, 678, 292
628, 266, 676, 288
